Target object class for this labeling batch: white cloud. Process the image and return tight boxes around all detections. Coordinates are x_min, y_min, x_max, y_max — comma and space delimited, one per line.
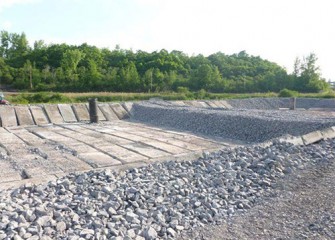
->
0, 0, 41, 12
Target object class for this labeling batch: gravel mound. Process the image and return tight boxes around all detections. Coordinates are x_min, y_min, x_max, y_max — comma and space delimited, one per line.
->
131, 102, 335, 143
227, 98, 290, 109
225, 98, 335, 109
1, 138, 334, 240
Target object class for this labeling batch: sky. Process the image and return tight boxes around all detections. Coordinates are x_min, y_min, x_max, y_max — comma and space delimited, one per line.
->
0, 0, 334, 81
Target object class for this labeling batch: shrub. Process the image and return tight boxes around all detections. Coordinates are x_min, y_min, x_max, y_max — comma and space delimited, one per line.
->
176, 87, 190, 94
278, 88, 298, 97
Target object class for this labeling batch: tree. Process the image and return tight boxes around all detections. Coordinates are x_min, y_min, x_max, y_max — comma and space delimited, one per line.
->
293, 53, 329, 92
0, 57, 13, 84
117, 62, 140, 91
142, 68, 153, 92
23, 60, 33, 89
61, 49, 85, 84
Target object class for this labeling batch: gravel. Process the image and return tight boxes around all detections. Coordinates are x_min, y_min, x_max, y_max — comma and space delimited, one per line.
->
131, 101, 335, 143
1, 137, 335, 239
226, 97, 335, 109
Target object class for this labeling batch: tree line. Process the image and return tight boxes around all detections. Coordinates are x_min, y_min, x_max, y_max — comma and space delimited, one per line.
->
0, 31, 329, 93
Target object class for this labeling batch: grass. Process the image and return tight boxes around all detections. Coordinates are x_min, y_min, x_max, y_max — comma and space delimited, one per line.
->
4, 90, 335, 104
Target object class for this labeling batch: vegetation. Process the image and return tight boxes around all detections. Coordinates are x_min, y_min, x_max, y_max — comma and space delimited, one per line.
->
5, 90, 335, 104
0, 31, 330, 94
278, 88, 299, 97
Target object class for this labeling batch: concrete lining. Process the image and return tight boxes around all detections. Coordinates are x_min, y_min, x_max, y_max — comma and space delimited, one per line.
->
44, 104, 64, 124
58, 104, 77, 122
1, 98, 335, 188
99, 103, 119, 121
110, 103, 129, 119
122, 102, 134, 115
15, 106, 35, 126
0, 121, 227, 187
0, 106, 17, 127
2, 98, 334, 127
30, 106, 49, 125
72, 103, 90, 121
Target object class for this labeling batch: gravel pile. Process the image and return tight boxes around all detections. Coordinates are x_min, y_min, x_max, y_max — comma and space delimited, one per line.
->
131, 102, 335, 143
225, 98, 335, 109
227, 98, 290, 109
1, 138, 334, 240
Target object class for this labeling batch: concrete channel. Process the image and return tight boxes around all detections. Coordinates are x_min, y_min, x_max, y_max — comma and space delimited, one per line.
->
0, 98, 334, 189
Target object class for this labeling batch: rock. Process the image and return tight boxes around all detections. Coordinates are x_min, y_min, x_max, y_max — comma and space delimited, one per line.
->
56, 221, 67, 232
167, 228, 176, 237
125, 212, 139, 223
36, 216, 51, 227
143, 227, 157, 240
80, 229, 95, 236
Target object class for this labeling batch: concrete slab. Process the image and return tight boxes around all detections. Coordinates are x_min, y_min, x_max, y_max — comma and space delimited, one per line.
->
0, 106, 17, 127
110, 103, 129, 119
220, 100, 233, 109
76, 126, 134, 145
197, 101, 210, 108
278, 135, 304, 146
205, 101, 220, 108
144, 140, 189, 154
58, 104, 77, 122
23, 167, 63, 179
107, 131, 148, 142
0, 175, 57, 190
30, 106, 49, 125
172, 101, 187, 106
173, 135, 223, 149
78, 152, 122, 167
15, 106, 35, 126
302, 131, 323, 145
0, 159, 22, 183
184, 101, 205, 108
122, 102, 134, 115
99, 104, 119, 121
55, 129, 102, 145
9, 128, 45, 145
72, 104, 90, 121
114, 126, 207, 150
0, 120, 243, 188
98, 144, 148, 163
122, 142, 171, 158
191, 101, 204, 107
0, 172, 22, 183
52, 155, 92, 173
69, 144, 98, 154
0, 129, 26, 145
212, 100, 226, 108
321, 127, 335, 139
44, 104, 64, 124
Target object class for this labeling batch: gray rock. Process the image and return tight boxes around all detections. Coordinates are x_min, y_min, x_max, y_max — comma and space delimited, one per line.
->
56, 221, 66, 232
143, 227, 157, 240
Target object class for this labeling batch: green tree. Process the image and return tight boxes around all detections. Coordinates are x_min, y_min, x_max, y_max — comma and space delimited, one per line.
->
117, 62, 140, 91
293, 53, 329, 92
61, 49, 85, 84
0, 57, 13, 84
0, 31, 30, 67
23, 60, 33, 89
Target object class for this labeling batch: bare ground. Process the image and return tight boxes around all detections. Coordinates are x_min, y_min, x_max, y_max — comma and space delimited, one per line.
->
179, 158, 335, 240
